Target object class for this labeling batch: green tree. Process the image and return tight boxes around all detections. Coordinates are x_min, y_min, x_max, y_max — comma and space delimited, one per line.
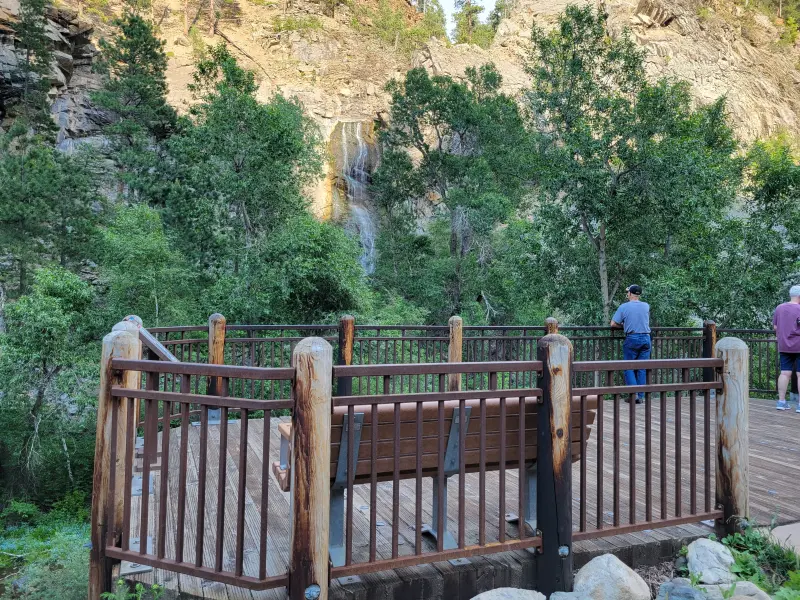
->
98, 205, 199, 326
488, 0, 513, 31
209, 214, 369, 324
0, 135, 103, 295
0, 268, 98, 501
164, 44, 322, 271
374, 65, 535, 321
526, 5, 741, 322
94, 13, 176, 142
93, 12, 178, 202
371, 0, 446, 52
11, 0, 55, 134
453, 0, 494, 47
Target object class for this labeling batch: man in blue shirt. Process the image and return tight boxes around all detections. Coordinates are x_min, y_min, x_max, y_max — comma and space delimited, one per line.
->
610, 284, 651, 404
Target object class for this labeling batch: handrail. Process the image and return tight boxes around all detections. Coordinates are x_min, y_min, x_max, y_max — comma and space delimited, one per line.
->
111, 358, 295, 380
139, 327, 179, 362
334, 360, 544, 377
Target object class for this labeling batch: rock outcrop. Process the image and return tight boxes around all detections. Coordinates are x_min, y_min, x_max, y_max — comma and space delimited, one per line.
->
489, 0, 800, 142
0, 0, 108, 144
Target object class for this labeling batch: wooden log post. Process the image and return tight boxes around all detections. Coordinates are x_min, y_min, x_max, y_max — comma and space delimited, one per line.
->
536, 333, 574, 595
289, 337, 333, 600
208, 313, 226, 422
545, 317, 559, 335
338, 315, 355, 397
715, 337, 749, 536
208, 313, 227, 395
702, 320, 717, 383
89, 329, 141, 600
110, 319, 143, 495
448, 315, 463, 392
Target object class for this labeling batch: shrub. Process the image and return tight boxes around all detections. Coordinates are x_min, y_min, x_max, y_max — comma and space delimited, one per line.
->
272, 15, 322, 32
0, 501, 41, 528
781, 16, 799, 45
723, 526, 800, 592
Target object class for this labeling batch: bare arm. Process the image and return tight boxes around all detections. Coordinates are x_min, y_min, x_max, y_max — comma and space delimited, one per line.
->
610, 320, 623, 329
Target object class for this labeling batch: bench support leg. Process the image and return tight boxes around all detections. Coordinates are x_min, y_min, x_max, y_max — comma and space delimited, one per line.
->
505, 463, 537, 534
329, 488, 346, 567
421, 407, 470, 550
279, 434, 290, 470
421, 477, 458, 550
329, 413, 364, 568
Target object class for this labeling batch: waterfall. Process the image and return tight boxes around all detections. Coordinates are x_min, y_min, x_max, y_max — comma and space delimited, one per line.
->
338, 121, 378, 275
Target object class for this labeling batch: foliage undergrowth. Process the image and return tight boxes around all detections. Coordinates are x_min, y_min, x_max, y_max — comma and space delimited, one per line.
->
0, 492, 90, 600
722, 524, 800, 593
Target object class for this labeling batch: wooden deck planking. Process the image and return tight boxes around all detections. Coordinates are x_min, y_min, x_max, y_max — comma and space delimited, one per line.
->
125, 397, 800, 598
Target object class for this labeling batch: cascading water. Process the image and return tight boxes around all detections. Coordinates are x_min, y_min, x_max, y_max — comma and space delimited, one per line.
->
335, 121, 378, 275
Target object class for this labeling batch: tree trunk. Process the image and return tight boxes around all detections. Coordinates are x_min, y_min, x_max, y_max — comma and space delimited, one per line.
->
598, 225, 610, 322
19, 259, 26, 296
209, 0, 215, 35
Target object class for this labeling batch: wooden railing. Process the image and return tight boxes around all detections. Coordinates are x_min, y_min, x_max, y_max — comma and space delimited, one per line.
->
146, 316, 780, 395
89, 316, 751, 599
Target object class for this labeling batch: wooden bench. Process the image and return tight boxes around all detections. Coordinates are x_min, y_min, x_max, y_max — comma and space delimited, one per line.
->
272, 395, 598, 566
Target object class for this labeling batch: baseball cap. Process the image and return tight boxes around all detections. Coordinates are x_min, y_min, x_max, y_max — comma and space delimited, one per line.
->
790, 285, 800, 298
626, 284, 642, 296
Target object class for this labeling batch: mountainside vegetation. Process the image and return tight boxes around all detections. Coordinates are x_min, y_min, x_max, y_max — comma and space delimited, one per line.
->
0, 1, 800, 596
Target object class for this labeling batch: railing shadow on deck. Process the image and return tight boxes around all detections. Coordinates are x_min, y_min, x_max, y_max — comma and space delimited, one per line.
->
88, 314, 752, 600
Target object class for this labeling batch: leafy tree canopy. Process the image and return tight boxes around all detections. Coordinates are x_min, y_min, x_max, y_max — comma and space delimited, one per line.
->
164, 44, 323, 270
526, 4, 742, 322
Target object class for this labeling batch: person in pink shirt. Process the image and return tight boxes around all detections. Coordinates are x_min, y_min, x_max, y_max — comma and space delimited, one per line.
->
773, 285, 800, 411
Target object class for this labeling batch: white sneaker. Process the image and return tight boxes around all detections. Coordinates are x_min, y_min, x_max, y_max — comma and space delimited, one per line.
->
796, 404, 800, 413
777, 400, 790, 410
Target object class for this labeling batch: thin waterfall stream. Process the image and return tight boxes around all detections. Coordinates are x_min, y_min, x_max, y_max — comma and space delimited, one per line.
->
336, 121, 378, 275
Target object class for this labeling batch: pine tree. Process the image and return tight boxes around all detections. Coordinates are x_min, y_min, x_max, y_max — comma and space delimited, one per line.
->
94, 13, 177, 143
93, 12, 177, 201
13, 0, 56, 135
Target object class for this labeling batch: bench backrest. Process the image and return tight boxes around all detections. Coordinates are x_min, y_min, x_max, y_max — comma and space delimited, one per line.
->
328, 396, 598, 483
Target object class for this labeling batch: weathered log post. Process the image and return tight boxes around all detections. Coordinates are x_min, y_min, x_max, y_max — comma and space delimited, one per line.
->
208, 313, 226, 422
702, 320, 717, 384
110, 319, 143, 513
448, 315, 463, 392
89, 329, 141, 600
118, 316, 144, 430
715, 337, 749, 536
338, 315, 355, 397
289, 337, 333, 600
545, 317, 559, 335
536, 333, 574, 595
208, 313, 226, 394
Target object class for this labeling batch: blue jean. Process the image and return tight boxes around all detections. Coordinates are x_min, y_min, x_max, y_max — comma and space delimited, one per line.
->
623, 334, 651, 398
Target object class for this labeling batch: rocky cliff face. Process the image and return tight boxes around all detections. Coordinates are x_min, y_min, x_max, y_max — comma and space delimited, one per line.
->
1, 0, 798, 210
488, 0, 800, 142
0, 0, 109, 146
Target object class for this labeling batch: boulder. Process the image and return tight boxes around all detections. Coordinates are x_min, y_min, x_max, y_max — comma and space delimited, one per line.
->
658, 578, 769, 600
572, 554, 650, 600
656, 578, 706, 600
470, 589, 545, 600
550, 593, 592, 599
699, 581, 771, 600
687, 538, 735, 584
